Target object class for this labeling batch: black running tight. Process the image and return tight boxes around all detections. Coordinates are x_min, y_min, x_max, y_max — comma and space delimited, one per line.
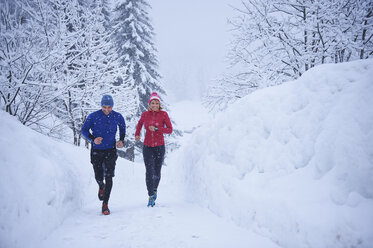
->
143, 145, 165, 196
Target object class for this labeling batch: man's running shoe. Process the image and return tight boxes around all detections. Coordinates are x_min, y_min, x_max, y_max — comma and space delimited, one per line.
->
98, 184, 105, 201
102, 202, 110, 215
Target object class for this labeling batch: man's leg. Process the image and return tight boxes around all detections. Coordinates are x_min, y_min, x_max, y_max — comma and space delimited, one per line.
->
102, 149, 118, 204
103, 177, 112, 204
91, 149, 105, 200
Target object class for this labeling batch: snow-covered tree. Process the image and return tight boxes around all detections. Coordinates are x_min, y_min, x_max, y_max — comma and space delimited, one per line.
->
204, 0, 373, 112
50, 0, 132, 146
112, 0, 164, 113
0, 0, 61, 125
112, 0, 165, 157
1, 0, 173, 157
93, 0, 111, 29
0, 0, 135, 147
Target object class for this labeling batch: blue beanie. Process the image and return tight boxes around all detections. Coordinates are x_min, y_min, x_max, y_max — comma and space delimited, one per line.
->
101, 94, 114, 107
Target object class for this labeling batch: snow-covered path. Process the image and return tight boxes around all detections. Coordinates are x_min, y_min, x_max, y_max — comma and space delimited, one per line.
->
39, 159, 280, 248
2, 61, 373, 248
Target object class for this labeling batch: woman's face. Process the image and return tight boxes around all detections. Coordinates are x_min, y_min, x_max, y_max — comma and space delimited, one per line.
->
150, 100, 160, 111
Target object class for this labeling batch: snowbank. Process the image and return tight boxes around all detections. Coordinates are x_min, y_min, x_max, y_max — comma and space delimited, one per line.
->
170, 100, 211, 133
0, 112, 93, 248
172, 59, 373, 248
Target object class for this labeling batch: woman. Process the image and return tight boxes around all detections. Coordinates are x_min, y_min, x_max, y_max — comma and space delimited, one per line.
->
135, 92, 173, 207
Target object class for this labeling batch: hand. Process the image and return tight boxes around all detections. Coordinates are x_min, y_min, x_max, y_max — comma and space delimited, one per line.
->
94, 137, 103, 145
116, 140, 124, 148
135, 136, 140, 141
149, 126, 156, 132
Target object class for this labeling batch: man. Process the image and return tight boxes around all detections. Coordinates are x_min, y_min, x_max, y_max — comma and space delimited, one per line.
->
81, 95, 126, 215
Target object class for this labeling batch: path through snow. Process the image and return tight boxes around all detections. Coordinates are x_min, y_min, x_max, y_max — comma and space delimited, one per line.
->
40, 158, 280, 248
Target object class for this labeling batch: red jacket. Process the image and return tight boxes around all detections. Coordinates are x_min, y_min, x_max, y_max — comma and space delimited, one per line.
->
135, 110, 173, 147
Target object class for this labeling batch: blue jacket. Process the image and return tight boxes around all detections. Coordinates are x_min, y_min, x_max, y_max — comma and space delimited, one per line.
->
81, 109, 126, 150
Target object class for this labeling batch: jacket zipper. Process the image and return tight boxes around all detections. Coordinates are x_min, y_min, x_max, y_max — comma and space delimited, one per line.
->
151, 111, 155, 146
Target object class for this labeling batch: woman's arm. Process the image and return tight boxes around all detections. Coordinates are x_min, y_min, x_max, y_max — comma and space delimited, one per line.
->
135, 112, 145, 139
158, 112, 172, 134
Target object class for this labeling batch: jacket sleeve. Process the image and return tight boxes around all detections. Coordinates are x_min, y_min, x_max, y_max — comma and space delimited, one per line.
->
159, 112, 173, 134
135, 112, 145, 136
118, 114, 126, 141
81, 114, 95, 143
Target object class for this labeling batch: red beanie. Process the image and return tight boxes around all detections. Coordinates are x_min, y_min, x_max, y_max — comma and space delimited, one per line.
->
148, 92, 161, 105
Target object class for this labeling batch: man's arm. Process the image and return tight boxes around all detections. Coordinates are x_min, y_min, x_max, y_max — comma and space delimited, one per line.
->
81, 114, 95, 143
115, 114, 126, 148
118, 114, 126, 142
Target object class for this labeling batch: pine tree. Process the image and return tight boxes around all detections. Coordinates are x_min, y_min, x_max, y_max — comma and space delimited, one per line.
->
112, 0, 165, 158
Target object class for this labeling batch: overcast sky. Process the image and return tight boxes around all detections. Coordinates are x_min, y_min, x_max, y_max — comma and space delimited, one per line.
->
151, 0, 243, 103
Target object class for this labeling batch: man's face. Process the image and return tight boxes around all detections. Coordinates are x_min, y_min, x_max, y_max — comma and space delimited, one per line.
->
102, 106, 113, 115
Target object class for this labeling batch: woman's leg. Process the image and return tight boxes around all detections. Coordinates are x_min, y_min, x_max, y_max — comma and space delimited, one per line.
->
143, 145, 156, 196
153, 145, 165, 191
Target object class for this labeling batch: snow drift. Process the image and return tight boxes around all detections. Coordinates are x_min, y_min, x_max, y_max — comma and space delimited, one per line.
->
173, 59, 373, 248
0, 113, 93, 248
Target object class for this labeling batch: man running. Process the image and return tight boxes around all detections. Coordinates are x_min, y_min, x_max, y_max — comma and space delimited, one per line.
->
81, 94, 126, 215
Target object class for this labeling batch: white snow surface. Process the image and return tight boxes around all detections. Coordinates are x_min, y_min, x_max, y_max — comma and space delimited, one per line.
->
0, 108, 277, 248
1, 59, 373, 248
171, 59, 373, 248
